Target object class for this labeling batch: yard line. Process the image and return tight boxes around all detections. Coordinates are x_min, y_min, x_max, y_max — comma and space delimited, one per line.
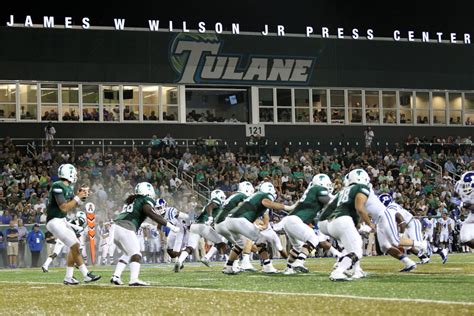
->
0, 280, 472, 306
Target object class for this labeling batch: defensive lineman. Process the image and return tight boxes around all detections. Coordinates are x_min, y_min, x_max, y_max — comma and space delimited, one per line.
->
455, 171, 474, 249
45, 164, 101, 285
110, 182, 179, 286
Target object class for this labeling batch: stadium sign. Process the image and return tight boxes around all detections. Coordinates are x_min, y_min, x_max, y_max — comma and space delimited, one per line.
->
169, 34, 314, 84
5, 15, 472, 45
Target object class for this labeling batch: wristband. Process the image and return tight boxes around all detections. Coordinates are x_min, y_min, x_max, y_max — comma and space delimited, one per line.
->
73, 196, 83, 205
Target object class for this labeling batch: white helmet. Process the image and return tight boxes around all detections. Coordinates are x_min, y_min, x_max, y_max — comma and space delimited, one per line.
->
343, 174, 350, 187
238, 181, 255, 197
155, 198, 167, 216
346, 169, 371, 187
58, 164, 77, 184
135, 182, 156, 199
210, 189, 226, 204
75, 211, 87, 227
311, 173, 334, 194
259, 182, 277, 200
455, 171, 474, 200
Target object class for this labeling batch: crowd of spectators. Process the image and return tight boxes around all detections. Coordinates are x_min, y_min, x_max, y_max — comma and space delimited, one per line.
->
0, 132, 472, 267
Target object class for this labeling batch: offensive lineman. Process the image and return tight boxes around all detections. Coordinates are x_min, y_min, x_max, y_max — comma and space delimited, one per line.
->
175, 189, 227, 271
318, 169, 374, 281
221, 182, 295, 274
110, 182, 179, 286
45, 163, 101, 285
274, 174, 342, 274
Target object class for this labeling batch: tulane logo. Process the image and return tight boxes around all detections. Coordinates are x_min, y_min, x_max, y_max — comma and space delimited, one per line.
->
169, 33, 314, 84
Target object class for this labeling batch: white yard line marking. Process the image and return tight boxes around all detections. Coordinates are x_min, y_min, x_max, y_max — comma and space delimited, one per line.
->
0, 280, 472, 306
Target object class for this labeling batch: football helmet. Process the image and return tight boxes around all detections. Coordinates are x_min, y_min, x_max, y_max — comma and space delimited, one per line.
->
75, 211, 87, 227
238, 181, 255, 197
135, 182, 156, 199
210, 189, 226, 204
155, 198, 167, 216
378, 193, 393, 207
58, 164, 77, 184
311, 174, 334, 194
346, 169, 371, 187
259, 182, 277, 200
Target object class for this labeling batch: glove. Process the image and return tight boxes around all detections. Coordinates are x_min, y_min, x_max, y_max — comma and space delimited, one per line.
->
205, 216, 214, 226
166, 222, 180, 233
283, 204, 296, 212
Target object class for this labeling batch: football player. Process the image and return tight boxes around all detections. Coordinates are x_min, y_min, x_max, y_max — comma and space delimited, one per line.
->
215, 181, 255, 271
375, 194, 427, 271
110, 182, 179, 286
221, 182, 295, 274
455, 171, 474, 249
175, 190, 227, 272
45, 164, 101, 285
318, 169, 374, 281
42, 210, 88, 272
274, 174, 342, 275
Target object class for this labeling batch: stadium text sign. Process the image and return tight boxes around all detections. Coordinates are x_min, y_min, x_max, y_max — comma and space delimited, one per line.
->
5, 15, 472, 45
171, 40, 313, 84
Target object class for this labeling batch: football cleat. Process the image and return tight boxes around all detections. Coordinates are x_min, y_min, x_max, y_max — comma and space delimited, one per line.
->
352, 269, 368, 279
63, 277, 80, 285
129, 279, 149, 286
239, 262, 258, 272
41, 266, 48, 273
110, 275, 124, 285
400, 263, 417, 272
222, 266, 241, 275
293, 264, 309, 274
84, 272, 101, 283
330, 271, 351, 281
199, 258, 211, 267
283, 267, 297, 275
173, 262, 184, 273
262, 263, 278, 274
440, 249, 448, 264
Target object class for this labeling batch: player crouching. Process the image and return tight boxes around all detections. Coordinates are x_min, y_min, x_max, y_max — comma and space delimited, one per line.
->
110, 182, 179, 286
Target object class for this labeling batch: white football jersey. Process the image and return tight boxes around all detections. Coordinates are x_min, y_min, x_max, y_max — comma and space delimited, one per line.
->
164, 207, 179, 226
387, 202, 413, 223
438, 218, 450, 233
365, 189, 385, 220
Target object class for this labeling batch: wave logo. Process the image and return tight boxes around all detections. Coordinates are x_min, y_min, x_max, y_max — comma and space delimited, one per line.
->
170, 33, 314, 85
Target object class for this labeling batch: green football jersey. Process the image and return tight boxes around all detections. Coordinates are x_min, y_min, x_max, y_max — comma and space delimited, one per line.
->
215, 192, 247, 224
46, 181, 75, 222
330, 184, 370, 225
195, 198, 222, 224
289, 185, 329, 224
228, 191, 273, 223
114, 195, 155, 231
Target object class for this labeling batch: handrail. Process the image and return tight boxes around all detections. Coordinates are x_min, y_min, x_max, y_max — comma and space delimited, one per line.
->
422, 158, 443, 178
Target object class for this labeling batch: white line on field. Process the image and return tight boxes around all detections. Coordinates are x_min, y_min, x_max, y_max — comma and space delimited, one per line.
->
1, 280, 473, 307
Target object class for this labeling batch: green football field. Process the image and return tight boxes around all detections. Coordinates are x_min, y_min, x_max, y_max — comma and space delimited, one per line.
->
0, 254, 473, 315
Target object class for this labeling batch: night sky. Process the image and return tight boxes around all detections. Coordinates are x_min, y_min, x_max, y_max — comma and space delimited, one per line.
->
1, 0, 473, 37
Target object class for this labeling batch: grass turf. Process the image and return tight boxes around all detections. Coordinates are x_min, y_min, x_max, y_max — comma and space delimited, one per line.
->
0, 253, 473, 315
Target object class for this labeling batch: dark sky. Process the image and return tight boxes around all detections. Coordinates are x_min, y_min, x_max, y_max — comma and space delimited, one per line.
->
2, 1, 473, 37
